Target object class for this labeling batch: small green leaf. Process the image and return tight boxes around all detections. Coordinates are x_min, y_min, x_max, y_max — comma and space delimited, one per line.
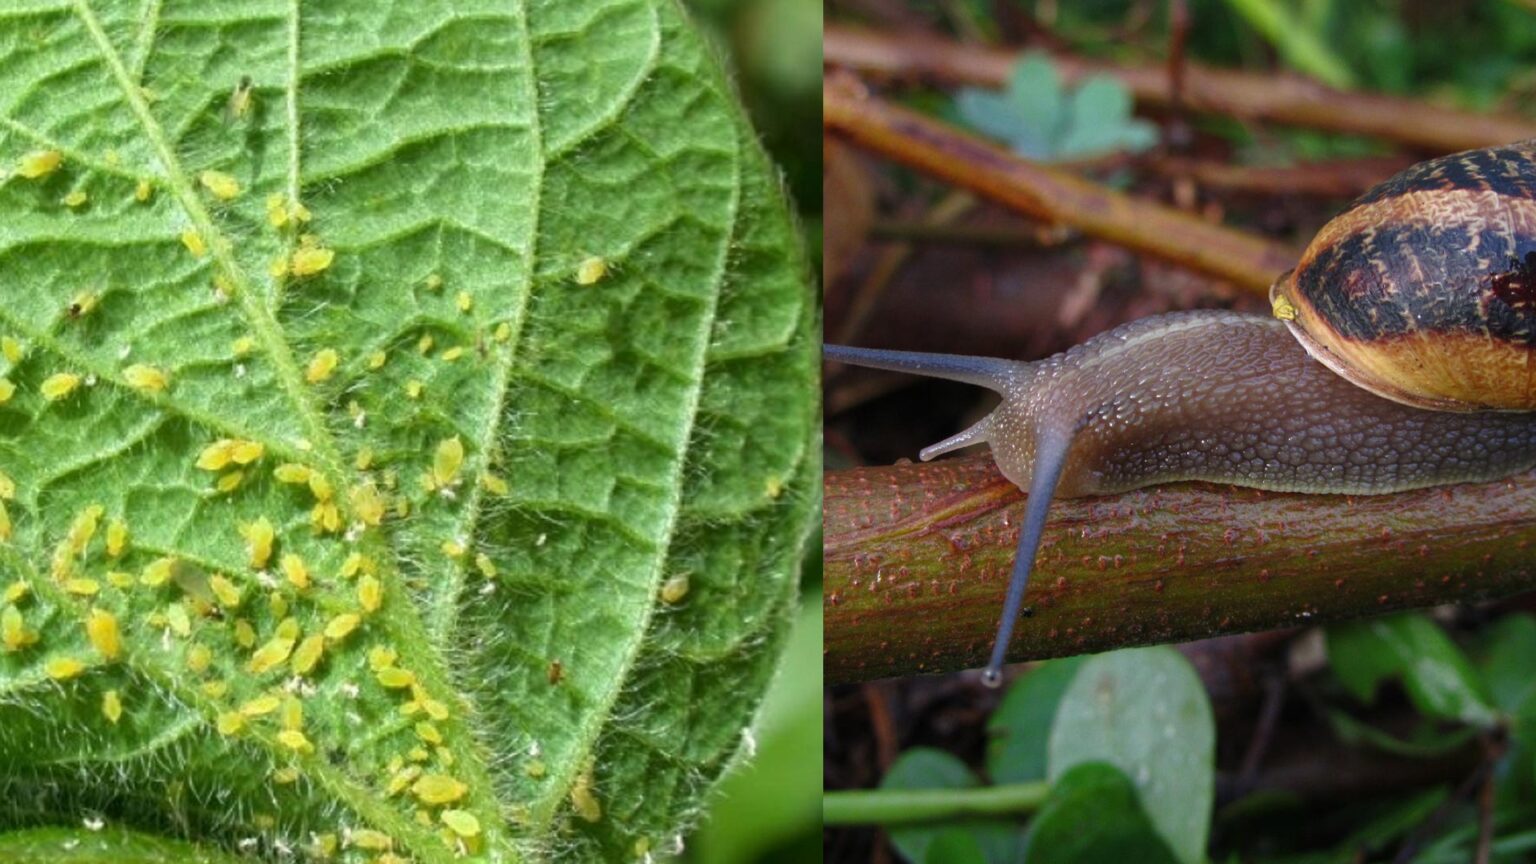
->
926, 828, 991, 864
1022, 762, 1180, 864
1047, 647, 1215, 864
986, 657, 1084, 784
954, 54, 1153, 161
1327, 615, 1498, 728
0, 826, 243, 863
1480, 613, 1536, 718
880, 749, 1024, 864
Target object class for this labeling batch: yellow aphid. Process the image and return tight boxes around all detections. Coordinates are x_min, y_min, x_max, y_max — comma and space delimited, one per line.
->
424, 274, 444, 292
65, 504, 103, 553
85, 608, 120, 659
422, 698, 450, 721
571, 766, 602, 822
291, 634, 324, 674
281, 554, 309, 590
433, 437, 464, 488
201, 680, 229, 700
241, 517, 275, 569
3, 502, 19, 543
350, 830, 392, 852
231, 440, 264, 464
102, 689, 122, 724
2, 337, 20, 364
45, 656, 86, 681
277, 729, 313, 753
455, 291, 472, 313
199, 170, 240, 201
493, 321, 511, 342
417, 333, 434, 355
357, 574, 382, 613
166, 602, 191, 637
368, 645, 397, 670
233, 619, 256, 648
239, 694, 281, 717
388, 765, 423, 796
141, 557, 175, 587
64, 578, 100, 596
479, 472, 509, 495
186, 643, 212, 673
17, 149, 61, 179
525, 760, 546, 778
0, 471, 11, 500
67, 292, 98, 319
440, 346, 464, 362
441, 809, 480, 838
40, 372, 81, 401
349, 483, 385, 526
575, 255, 608, 285
411, 774, 467, 805
366, 350, 386, 370
305, 348, 338, 383
289, 200, 311, 223
340, 552, 371, 578
269, 256, 289, 279
248, 633, 295, 674
62, 190, 87, 208
231, 335, 256, 357
3, 581, 26, 603
209, 574, 241, 608
107, 571, 134, 588
105, 519, 128, 557
0, 379, 13, 404
310, 501, 341, 534
307, 472, 334, 502
216, 471, 243, 493
276, 616, 300, 641
661, 574, 690, 604
474, 553, 497, 579
415, 721, 442, 744
281, 696, 303, 731
377, 667, 415, 689
355, 447, 374, 470
273, 463, 312, 485
2, 605, 38, 651
216, 711, 245, 736
290, 246, 334, 277
273, 766, 300, 784
324, 613, 360, 641
196, 439, 237, 471
181, 229, 207, 258
405, 379, 424, 399
135, 179, 152, 202
265, 193, 288, 228
441, 540, 464, 559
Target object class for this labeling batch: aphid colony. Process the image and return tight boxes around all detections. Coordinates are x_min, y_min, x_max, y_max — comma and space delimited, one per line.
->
0, 468, 492, 855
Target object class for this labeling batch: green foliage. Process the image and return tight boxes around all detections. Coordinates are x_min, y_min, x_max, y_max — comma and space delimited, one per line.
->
0, 1, 817, 862
1047, 647, 1215, 864
1218, 0, 1356, 88
1326, 614, 1498, 728
953, 55, 1158, 161
987, 655, 1083, 784
879, 748, 1025, 864
1022, 763, 1179, 864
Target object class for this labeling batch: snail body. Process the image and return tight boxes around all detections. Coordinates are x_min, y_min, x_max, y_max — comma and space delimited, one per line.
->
827, 142, 1536, 687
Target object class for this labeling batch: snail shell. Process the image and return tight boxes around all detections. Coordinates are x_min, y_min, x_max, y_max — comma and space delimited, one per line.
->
1271, 140, 1536, 411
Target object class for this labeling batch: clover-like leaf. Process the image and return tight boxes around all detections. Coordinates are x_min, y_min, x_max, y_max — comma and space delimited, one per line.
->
0, 2, 817, 862
953, 54, 1156, 161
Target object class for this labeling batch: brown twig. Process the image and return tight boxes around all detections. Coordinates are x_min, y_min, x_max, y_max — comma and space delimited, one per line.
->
824, 25, 1536, 153
823, 454, 1536, 683
823, 74, 1299, 294
1143, 154, 1415, 199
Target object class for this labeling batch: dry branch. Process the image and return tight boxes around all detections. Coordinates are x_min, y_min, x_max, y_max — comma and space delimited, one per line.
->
823, 75, 1299, 294
824, 454, 1536, 684
824, 26, 1536, 153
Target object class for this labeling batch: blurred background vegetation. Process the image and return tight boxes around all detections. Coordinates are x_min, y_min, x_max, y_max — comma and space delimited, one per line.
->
677, 2, 821, 863
825, 1, 1536, 863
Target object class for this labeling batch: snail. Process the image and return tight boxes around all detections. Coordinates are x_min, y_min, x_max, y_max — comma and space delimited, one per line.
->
825, 141, 1536, 688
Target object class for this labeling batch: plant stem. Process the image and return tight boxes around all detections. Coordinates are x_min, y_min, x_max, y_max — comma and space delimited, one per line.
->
823, 781, 1050, 825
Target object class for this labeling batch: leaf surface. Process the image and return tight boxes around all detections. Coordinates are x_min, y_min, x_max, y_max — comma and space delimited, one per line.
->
0, 1, 816, 861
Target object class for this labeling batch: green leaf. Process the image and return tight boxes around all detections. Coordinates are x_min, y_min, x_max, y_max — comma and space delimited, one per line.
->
954, 55, 1154, 162
1022, 762, 1180, 864
986, 657, 1084, 784
0, 826, 244, 863
1326, 615, 1498, 728
0, 2, 816, 862
926, 829, 991, 864
880, 749, 1024, 864
1047, 647, 1215, 864
1480, 613, 1536, 718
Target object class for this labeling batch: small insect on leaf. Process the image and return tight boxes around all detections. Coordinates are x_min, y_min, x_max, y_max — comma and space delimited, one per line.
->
324, 613, 360, 642
45, 656, 86, 681
441, 809, 481, 838
230, 440, 264, 464
2, 337, 21, 364
198, 170, 241, 201
305, 348, 338, 383
66, 291, 97, 318
660, 573, 690, 605
140, 556, 175, 587
277, 729, 313, 753
350, 483, 385, 526
376, 666, 415, 689
411, 773, 468, 805
455, 291, 473, 313
62, 190, 87, 208
40, 372, 81, 401
85, 608, 121, 660
134, 179, 153, 202
226, 75, 254, 121
0, 379, 14, 404
291, 634, 325, 675
2, 605, 38, 651
570, 765, 602, 822
357, 574, 382, 614
240, 517, 275, 569
433, 436, 465, 488
575, 256, 608, 285
350, 830, 393, 852
216, 711, 245, 736
180, 229, 207, 258
17, 150, 61, 179
248, 632, 296, 675
281, 554, 310, 590
102, 689, 122, 724
209, 574, 241, 608
290, 246, 335, 277
122, 364, 169, 393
